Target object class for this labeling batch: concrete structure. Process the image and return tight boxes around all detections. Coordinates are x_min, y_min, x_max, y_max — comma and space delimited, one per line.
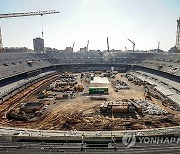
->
33, 38, 44, 53
128, 70, 180, 109
90, 77, 110, 88
4, 47, 31, 53
90, 77, 110, 84
80, 47, 87, 52
20, 102, 44, 113
65, 47, 73, 52
89, 77, 110, 94
45, 47, 59, 52
0, 51, 179, 153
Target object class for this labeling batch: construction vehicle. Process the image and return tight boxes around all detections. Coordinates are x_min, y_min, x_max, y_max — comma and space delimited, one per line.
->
74, 85, 84, 92
37, 90, 48, 99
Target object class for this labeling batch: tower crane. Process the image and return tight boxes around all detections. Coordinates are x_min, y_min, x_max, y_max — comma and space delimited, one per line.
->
107, 37, 112, 63
0, 10, 60, 52
158, 41, 160, 52
107, 37, 110, 53
72, 42, 75, 52
127, 38, 135, 52
125, 46, 127, 51
86, 40, 89, 52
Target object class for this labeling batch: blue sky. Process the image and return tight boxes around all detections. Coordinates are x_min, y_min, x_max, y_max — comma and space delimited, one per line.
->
0, 0, 180, 51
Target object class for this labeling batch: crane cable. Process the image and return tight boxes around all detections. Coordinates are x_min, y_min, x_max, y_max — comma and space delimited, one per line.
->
41, 14, 44, 38
0, 19, 3, 52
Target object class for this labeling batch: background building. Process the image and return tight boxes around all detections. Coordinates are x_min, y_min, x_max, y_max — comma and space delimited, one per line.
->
3, 47, 32, 53
33, 38, 44, 53
79, 47, 87, 52
65, 47, 73, 52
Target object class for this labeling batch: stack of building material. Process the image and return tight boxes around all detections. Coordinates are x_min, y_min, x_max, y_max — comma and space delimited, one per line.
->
114, 80, 129, 90
100, 100, 135, 113
137, 100, 168, 115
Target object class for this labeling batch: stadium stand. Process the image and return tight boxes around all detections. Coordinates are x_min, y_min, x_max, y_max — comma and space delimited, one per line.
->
0, 53, 52, 80
0, 52, 179, 101
0, 52, 179, 80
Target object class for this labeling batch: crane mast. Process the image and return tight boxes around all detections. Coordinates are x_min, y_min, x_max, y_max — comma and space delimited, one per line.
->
72, 42, 75, 52
107, 37, 110, 53
125, 46, 127, 51
0, 27, 2, 53
86, 40, 89, 52
158, 41, 160, 52
0, 10, 59, 52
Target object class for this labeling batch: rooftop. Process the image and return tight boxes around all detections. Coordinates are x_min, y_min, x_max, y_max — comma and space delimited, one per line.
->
21, 102, 43, 110
90, 77, 110, 84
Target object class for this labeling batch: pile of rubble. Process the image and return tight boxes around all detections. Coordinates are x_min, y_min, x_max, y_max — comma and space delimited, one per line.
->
137, 100, 168, 115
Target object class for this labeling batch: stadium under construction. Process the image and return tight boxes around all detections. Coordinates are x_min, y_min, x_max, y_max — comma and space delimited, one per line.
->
0, 10, 180, 153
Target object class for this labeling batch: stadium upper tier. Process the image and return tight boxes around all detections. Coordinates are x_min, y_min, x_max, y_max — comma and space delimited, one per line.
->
0, 52, 179, 80
0, 53, 52, 80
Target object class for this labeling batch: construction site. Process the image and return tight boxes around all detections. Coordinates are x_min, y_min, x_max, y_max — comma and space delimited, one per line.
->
0, 5, 180, 153
0, 70, 179, 131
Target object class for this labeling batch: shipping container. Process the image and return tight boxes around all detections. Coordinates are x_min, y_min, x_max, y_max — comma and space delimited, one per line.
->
89, 87, 108, 95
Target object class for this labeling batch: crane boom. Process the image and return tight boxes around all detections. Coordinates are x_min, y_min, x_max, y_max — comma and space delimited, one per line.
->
0, 10, 59, 19
128, 38, 135, 52
128, 38, 135, 45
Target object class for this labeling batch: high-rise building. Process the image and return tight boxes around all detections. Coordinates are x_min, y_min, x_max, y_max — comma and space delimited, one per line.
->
33, 38, 44, 52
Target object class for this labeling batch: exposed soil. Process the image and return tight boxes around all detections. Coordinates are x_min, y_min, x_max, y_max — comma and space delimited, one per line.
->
0, 73, 180, 131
